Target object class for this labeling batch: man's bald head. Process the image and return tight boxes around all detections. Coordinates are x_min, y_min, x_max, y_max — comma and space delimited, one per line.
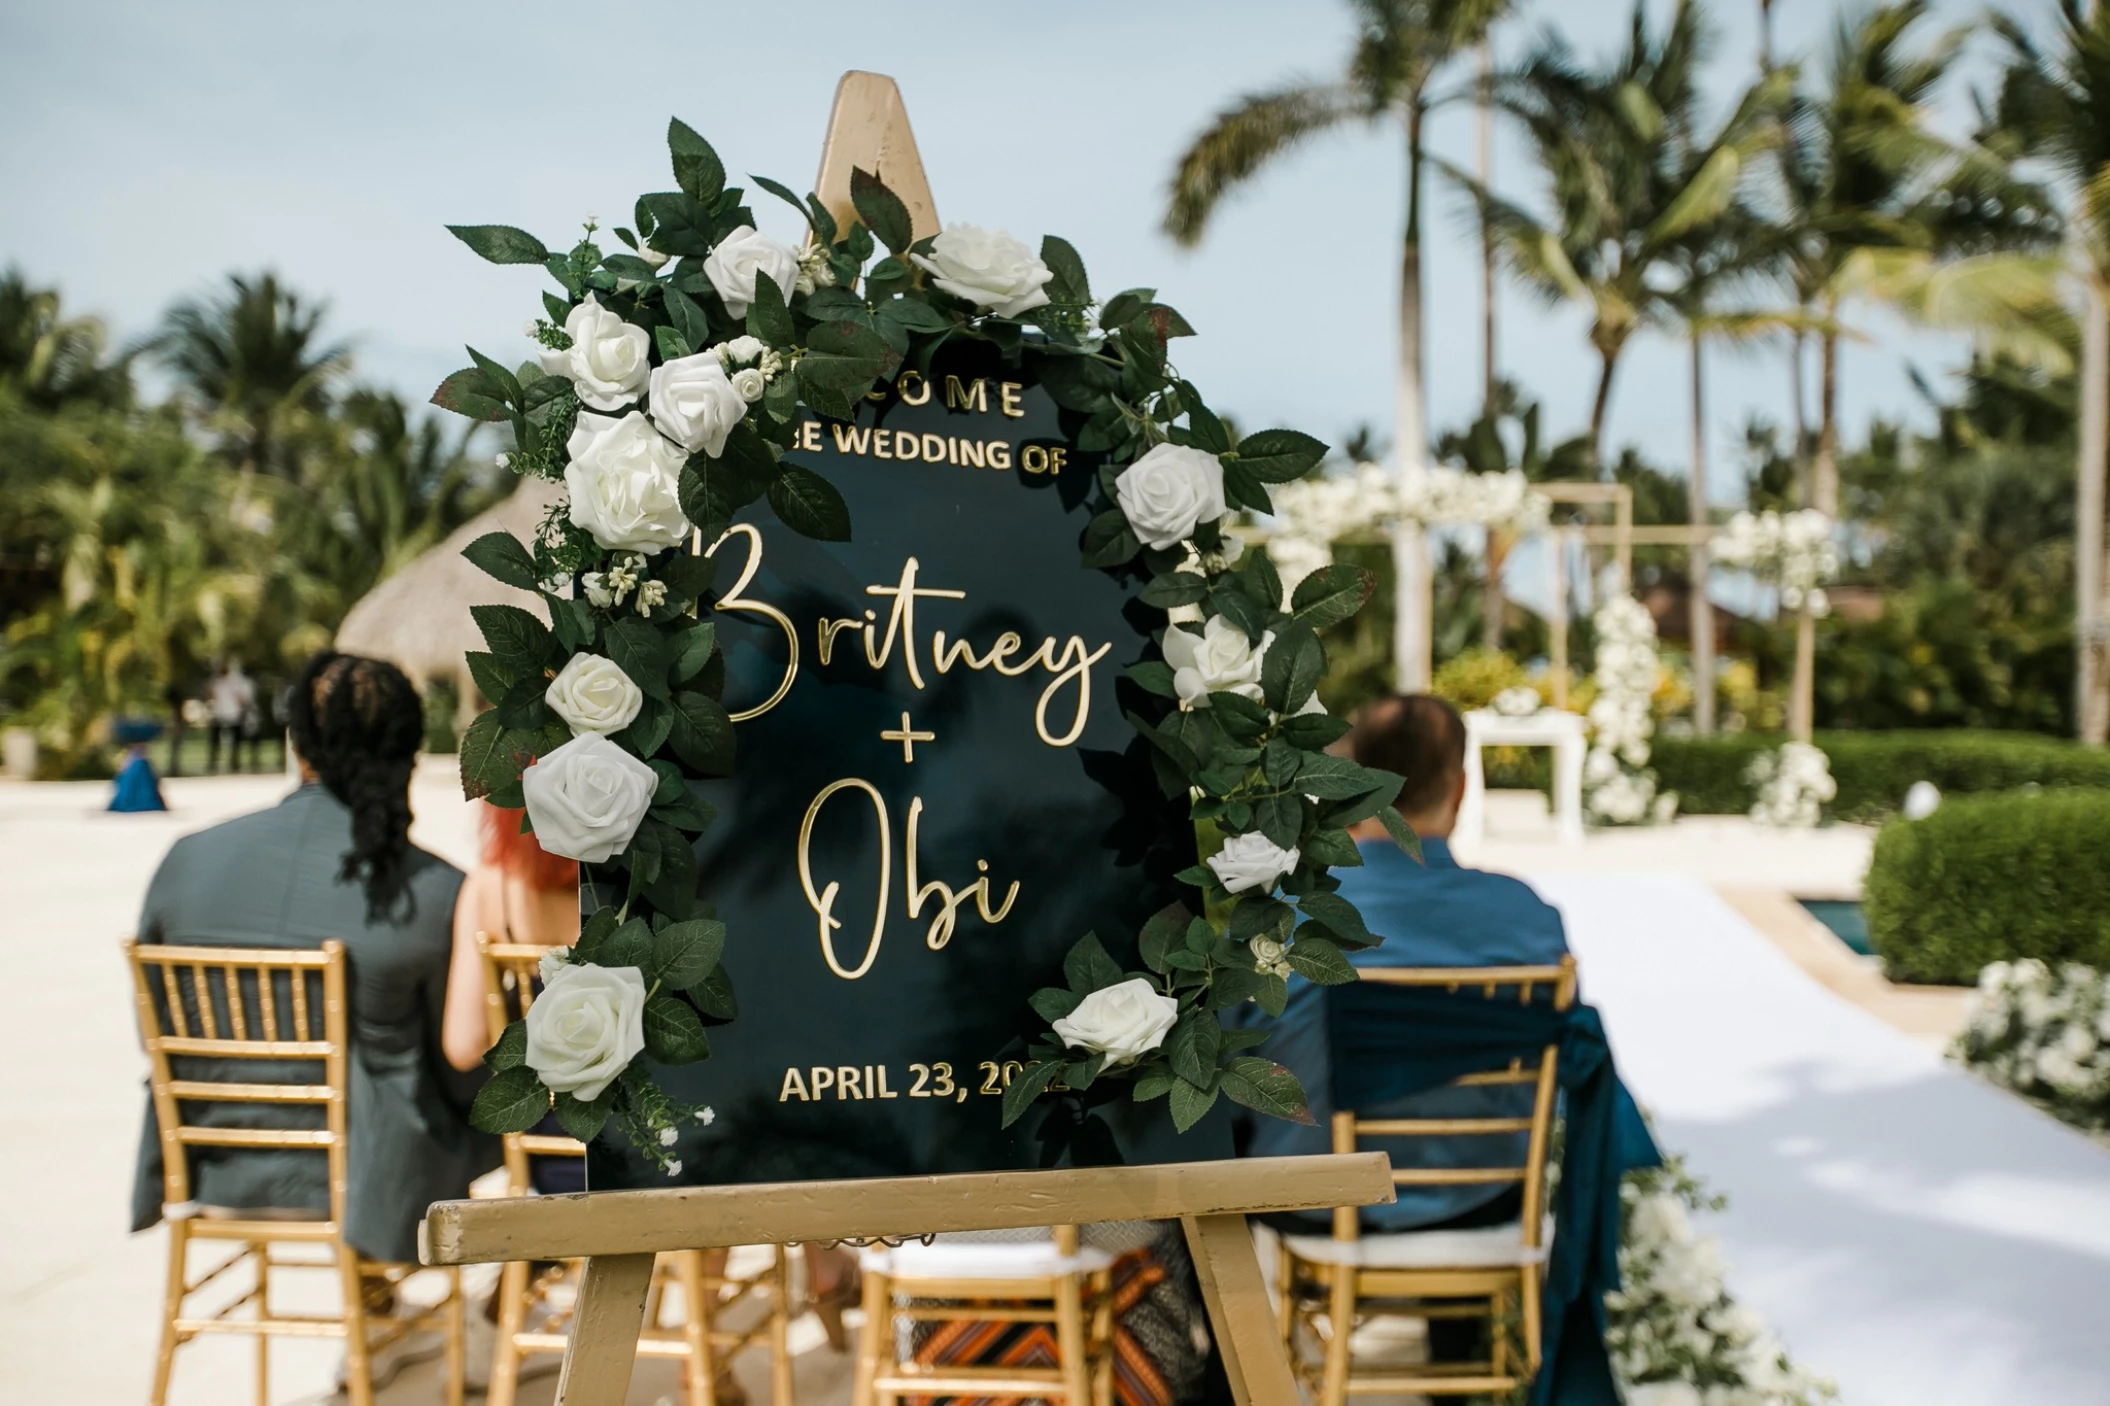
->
1346, 694, 1467, 829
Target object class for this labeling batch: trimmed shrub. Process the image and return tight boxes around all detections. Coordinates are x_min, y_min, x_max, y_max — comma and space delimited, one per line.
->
1865, 791, 2110, 985
1653, 729, 2110, 822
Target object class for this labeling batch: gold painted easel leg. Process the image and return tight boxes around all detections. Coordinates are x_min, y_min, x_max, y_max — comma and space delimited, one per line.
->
672, 1252, 713, 1406
850, 1266, 888, 1406
553, 1252, 655, 1406
769, 1247, 795, 1406
1181, 1214, 1302, 1406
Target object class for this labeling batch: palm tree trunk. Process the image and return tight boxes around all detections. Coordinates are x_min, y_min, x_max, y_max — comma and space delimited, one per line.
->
1790, 325, 1810, 502
1392, 98, 1432, 690
1477, 44, 1505, 656
1814, 318, 1840, 516
2079, 277, 2110, 744
1689, 330, 1716, 735
1588, 346, 1620, 471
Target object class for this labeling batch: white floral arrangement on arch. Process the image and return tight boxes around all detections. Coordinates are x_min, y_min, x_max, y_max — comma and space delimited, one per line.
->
1258, 462, 1551, 593
1952, 959, 2110, 1129
1583, 595, 1675, 826
434, 117, 1419, 1164
1709, 509, 1840, 617
1608, 1156, 1837, 1406
1744, 742, 1837, 829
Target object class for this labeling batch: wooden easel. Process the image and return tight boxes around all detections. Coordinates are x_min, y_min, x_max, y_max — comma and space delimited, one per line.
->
415, 74, 1395, 1405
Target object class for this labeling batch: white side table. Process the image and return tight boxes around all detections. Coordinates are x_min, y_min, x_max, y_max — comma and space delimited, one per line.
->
1458, 709, 1589, 847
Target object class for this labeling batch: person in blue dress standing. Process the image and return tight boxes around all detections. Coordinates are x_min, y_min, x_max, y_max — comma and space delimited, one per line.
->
109, 717, 168, 812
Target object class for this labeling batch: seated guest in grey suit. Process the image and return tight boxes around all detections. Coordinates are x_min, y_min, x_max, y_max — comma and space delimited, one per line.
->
131, 652, 497, 1268
1244, 695, 1570, 1359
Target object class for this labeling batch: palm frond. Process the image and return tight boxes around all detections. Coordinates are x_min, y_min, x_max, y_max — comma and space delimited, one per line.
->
1163, 83, 1361, 245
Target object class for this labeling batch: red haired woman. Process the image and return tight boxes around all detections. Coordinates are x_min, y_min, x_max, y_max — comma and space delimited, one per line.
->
441, 802, 580, 1074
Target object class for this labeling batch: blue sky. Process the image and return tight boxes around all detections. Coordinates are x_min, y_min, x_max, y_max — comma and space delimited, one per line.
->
0, 0, 2056, 500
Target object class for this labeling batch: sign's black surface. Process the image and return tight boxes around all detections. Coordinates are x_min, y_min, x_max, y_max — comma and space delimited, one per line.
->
590, 342, 1230, 1189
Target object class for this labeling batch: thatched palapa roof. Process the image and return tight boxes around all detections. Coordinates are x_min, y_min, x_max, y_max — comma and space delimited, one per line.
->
334, 478, 561, 690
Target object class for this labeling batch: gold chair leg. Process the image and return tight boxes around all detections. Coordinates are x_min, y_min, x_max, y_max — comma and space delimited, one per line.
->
850, 1266, 887, 1406
444, 1266, 466, 1406
337, 1249, 374, 1406
1055, 1272, 1091, 1406
1522, 1266, 1544, 1374
672, 1252, 714, 1406
1275, 1241, 1295, 1347
252, 1241, 271, 1406
1089, 1269, 1116, 1406
487, 1258, 528, 1406
151, 1218, 189, 1406
1321, 1267, 1356, 1406
769, 1246, 795, 1406
1491, 1289, 1511, 1381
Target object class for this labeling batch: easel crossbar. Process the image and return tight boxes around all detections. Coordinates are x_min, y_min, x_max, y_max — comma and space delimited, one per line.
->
420, 1154, 1393, 1266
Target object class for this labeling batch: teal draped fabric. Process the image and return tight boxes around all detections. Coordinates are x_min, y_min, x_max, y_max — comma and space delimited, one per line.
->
1326, 983, 1659, 1406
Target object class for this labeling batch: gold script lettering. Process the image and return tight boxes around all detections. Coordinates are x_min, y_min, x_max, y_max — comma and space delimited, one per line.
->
702, 523, 797, 722
798, 778, 891, 980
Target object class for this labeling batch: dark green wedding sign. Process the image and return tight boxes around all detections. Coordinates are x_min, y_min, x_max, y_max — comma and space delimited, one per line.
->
587, 341, 1231, 1189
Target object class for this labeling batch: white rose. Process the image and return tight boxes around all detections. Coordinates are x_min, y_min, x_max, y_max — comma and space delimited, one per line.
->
730, 367, 767, 402
1207, 831, 1301, 894
1051, 978, 1180, 1065
539, 295, 650, 411
648, 351, 748, 458
1162, 617, 1271, 708
564, 410, 690, 552
716, 335, 765, 367
1114, 443, 1227, 550
521, 734, 659, 863
545, 654, 644, 736
703, 225, 799, 318
910, 224, 1053, 318
524, 963, 647, 1101
537, 945, 572, 984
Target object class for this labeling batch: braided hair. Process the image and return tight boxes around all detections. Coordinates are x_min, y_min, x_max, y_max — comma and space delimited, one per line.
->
287, 652, 425, 920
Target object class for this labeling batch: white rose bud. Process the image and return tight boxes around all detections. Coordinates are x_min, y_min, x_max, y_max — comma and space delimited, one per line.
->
648, 351, 748, 458
730, 367, 767, 402
537, 945, 571, 984
564, 410, 690, 553
521, 734, 658, 864
636, 238, 669, 269
1207, 831, 1302, 894
702, 225, 799, 318
716, 335, 766, 367
1162, 618, 1272, 709
539, 295, 650, 411
545, 654, 644, 737
1050, 978, 1180, 1065
910, 224, 1053, 318
523, 963, 647, 1102
1114, 443, 1227, 550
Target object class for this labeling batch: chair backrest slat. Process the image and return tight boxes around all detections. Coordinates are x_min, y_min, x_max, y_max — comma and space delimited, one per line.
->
1330, 956, 1577, 1246
124, 938, 351, 1222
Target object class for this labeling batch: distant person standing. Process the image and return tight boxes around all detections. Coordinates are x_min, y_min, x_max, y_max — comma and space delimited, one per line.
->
204, 660, 254, 773
162, 679, 188, 777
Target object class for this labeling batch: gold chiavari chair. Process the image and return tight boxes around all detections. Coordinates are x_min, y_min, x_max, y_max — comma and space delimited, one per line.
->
851, 1224, 1117, 1406
126, 938, 467, 1406
477, 936, 795, 1406
1277, 957, 1576, 1404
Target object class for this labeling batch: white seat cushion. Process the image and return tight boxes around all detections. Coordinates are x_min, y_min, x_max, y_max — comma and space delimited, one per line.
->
862, 1240, 1116, 1279
1284, 1222, 1547, 1270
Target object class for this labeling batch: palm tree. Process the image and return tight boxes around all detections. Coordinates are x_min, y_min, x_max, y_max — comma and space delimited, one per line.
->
150, 272, 350, 478
1464, 0, 1784, 467
1164, 0, 1510, 688
1993, 0, 2110, 742
0, 270, 132, 410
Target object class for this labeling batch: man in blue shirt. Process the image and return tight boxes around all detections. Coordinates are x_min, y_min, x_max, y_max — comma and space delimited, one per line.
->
1245, 693, 1571, 1233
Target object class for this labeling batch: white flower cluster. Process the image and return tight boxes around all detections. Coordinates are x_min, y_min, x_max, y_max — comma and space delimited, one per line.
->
1609, 1161, 1837, 1406
1260, 463, 1551, 592
1491, 686, 1543, 718
1953, 959, 2110, 1127
1744, 743, 1837, 828
1710, 510, 1840, 616
1584, 596, 1674, 825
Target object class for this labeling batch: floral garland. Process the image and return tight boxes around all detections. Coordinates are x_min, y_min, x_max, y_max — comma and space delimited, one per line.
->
436, 118, 1412, 1163
1709, 510, 1840, 617
1609, 1156, 1837, 1406
1953, 958, 2110, 1130
1583, 595, 1675, 826
1259, 461, 1551, 593
1744, 742, 1836, 829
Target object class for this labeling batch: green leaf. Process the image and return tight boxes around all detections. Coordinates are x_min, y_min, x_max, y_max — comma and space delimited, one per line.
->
1040, 235, 1090, 305
654, 788, 717, 832
1297, 891, 1375, 947
667, 117, 726, 204
655, 324, 694, 362
665, 285, 712, 350
1125, 661, 1178, 697
1228, 897, 1294, 943
1169, 1076, 1219, 1133
1167, 1010, 1223, 1086
1138, 909, 1188, 973
669, 693, 736, 774
1206, 965, 1265, 1011
465, 346, 522, 403
1296, 753, 1384, 799
603, 917, 653, 971
768, 464, 853, 541
999, 1057, 1065, 1128
750, 173, 815, 226
604, 618, 670, 700
1139, 573, 1208, 609
1324, 771, 1405, 829
1291, 564, 1377, 631
551, 1089, 616, 1143
796, 320, 892, 419
688, 966, 738, 1020
642, 996, 711, 1064
473, 603, 553, 675
641, 192, 714, 259
462, 532, 538, 591
1029, 985, 1084, 1023
667, 618, 716, 682
431, 367, 509, 423
1080, 510, 1140, 569
1378, 803, 1424, 863
1231, 429, 1328, 483
651, 918, 726, 990
574, 907, 620, 963
469, 1065, 550, 1134
1260, 624, 1325, 714
1254, 793, 1305, 850
463, 651, 513, 710
659, 553, 718, 608
1245, 550, 1283, 612
1219, 1057, 1313, 1124
457, 711, 505, 800
1062, 931, 1122, 994
745, 272, 794, 344
851, 167, 915, 255
1133, 1068, 1177, 1101
874, 297, 950, 344
482, 1018, 528, 1072
1208, 584, 1267, 640
1208, 689, 1271, 740
1281, 712, 1351, 750
447, 224, 550, 266
1286, 936, 1356, 985
1300, 826, 1364, 869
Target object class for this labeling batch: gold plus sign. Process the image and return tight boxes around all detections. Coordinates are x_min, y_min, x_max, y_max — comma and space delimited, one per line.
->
880, 711, 936, 764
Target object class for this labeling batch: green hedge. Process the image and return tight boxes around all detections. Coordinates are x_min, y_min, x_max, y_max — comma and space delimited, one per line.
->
1865, 791, 2110, 984
1652, 729, 2110, 822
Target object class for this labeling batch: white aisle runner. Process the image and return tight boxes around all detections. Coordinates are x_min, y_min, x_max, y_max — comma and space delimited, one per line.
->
1530, 872, 2110, 1406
